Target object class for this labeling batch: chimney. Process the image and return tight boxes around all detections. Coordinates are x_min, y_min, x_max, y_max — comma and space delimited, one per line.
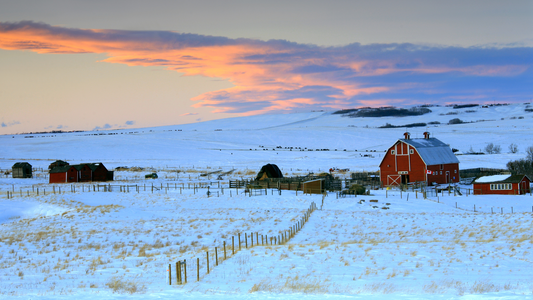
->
423, 131, 430, 139
404, 132, 411, 140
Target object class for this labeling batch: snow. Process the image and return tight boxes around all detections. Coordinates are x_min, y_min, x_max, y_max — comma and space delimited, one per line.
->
475, 175, 512, 183
1, 103, 533, 299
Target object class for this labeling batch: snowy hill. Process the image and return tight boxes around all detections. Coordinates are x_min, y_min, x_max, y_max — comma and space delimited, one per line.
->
1, 103, 533, 299
1, 102, 532, 172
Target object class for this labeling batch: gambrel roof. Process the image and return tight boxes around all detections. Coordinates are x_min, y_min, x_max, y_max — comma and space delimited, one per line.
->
380, 137, 459, 167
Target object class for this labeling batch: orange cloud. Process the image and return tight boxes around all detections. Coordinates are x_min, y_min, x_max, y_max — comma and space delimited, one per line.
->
1, 21, 530, 114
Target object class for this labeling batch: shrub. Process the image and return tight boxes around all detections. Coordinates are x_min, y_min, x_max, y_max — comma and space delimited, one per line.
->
448, 118, 464, 125
485, 143, 501, 154
349, 184, 366, 195
453, 104, 479, 109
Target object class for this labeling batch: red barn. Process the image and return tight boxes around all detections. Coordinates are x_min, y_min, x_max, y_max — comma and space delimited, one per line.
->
379, 132, 460, 186
49, 162, 113, 183
473, 174, 531, 195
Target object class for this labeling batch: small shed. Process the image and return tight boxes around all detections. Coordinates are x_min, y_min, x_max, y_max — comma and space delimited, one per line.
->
302, 179, 324, 194
12, 162, 32, 178
256, 164, 283, 180
473, 174, 531, 195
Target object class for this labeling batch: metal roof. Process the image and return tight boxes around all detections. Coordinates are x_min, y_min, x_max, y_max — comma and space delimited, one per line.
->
395, 137, 459, 166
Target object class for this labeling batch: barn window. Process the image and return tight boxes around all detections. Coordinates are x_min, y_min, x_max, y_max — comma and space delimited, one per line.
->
391, 150, 395, 155
454, 169, 457, 173
409, 149, 414, 154
440, 164, 444, 170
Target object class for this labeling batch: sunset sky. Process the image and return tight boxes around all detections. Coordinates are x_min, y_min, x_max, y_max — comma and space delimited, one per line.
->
1, 0, 532, 134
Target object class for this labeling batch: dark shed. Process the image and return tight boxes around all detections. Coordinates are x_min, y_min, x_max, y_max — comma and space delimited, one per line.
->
12, 162, 32, 178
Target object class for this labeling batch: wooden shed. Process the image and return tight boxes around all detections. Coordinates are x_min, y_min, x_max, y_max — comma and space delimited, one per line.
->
302, 179, 324, 194
473, 174, 531, 195
12, 162, 32, 178
49, 162, 113, 183
379, 132, 460, 186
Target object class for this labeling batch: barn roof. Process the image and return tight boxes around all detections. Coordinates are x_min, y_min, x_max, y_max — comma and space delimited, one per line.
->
399, 138, 459, 166
49, 163, 105, 173
473, 174, 531, 184
12, 162, 31, 168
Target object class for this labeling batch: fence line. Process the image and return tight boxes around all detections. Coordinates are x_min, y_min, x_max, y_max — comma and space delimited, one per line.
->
169, 201, 318, 286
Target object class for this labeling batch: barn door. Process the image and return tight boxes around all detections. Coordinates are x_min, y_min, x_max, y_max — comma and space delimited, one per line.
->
446, 171, 450, 183
387, 175, 401, 186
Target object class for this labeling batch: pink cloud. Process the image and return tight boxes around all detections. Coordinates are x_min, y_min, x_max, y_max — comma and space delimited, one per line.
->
1, 21, 530, 114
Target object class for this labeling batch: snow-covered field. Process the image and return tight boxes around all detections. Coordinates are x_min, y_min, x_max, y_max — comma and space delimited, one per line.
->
1, 103, 533, 299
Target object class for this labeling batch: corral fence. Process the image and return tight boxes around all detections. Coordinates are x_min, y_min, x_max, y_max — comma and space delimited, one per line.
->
232, 175, 343, 193
346, 171, 381, 190
168, 201, 318, 286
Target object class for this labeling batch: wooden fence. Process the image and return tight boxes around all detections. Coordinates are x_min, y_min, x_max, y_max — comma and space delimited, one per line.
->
168, 201, 318, 285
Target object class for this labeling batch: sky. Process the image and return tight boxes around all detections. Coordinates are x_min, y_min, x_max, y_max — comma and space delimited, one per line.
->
0, 0, 532, 134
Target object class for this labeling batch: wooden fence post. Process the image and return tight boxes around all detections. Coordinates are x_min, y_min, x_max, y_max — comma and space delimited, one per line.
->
206, 251, 209, 274
169, 263, 172, 285
224, 241, 226, 259
232, 236, 235, 255
239, 233, 241, 250
245, 233, 248, 248
215, 247, 218, 266
177, 261, 181, 284
184, 259, 187, 283
197, 258, 199, 282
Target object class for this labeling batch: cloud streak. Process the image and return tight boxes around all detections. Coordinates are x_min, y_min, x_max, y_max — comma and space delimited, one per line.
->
1, 21, 531, 114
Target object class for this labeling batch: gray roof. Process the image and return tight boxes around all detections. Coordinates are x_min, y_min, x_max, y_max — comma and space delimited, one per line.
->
398, 138, 459, 166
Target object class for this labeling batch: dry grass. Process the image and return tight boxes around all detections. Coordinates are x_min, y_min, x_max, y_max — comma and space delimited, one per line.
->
105, 275, 146, 294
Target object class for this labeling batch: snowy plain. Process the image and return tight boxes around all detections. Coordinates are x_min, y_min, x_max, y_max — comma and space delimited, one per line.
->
0, 103, 533, 299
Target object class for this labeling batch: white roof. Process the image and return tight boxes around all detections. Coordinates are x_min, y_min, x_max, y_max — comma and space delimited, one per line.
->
474, 174, 511, 183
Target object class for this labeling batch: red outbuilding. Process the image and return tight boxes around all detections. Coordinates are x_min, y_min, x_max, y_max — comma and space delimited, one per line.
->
472, 174, 531, 195
379, 132, 460, 186
49, 162, 113, 183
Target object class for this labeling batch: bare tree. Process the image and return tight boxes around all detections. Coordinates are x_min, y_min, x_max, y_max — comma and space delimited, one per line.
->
508, 143, 518, 154
527, 146, 533, 161
485, 143, 501, 154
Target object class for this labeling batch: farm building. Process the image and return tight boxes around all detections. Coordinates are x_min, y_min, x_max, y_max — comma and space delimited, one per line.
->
379, 132, 460, 186
302, 179, 325, 194
49, 162, 113, 183
12, 162, 32, 178
472, 174, 531, 195
256, 164, 283, 180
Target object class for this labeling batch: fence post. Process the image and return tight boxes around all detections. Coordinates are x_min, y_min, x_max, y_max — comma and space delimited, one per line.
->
169, 263, 172, 285
197, 258, 200, 281
224, 241, 226, 260
232, 236, 235, 255
251, 232, 254, 247
177, 261, 181, 284
184, 259, 187, 283
215, 247, 218, 266
238, 233, 241, 250
245, 233, 248, 248
206, 251, 209, 274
